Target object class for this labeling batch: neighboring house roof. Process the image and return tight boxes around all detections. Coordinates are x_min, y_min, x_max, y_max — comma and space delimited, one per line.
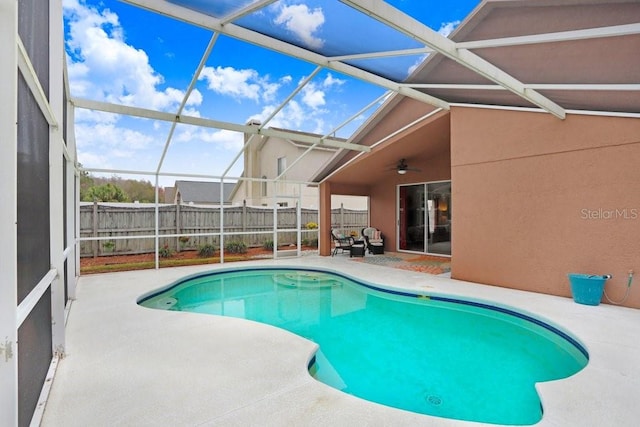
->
175, 180, 235, 204
227, 172, 244, 202
257, 127, 345, 152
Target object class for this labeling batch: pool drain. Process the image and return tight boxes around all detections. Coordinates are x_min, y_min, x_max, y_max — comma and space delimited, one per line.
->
426, 395, 442, 406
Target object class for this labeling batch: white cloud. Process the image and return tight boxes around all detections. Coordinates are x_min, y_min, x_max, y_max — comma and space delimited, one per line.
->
302, 83, 326, 109
63, 0, 208, 174
77, 151, 111, 169
248, 102, 327, 136
274, 4, 325, 49
261, 81, 281, 103
199, 66, 260, 101
438, 20, 461, 37
174, 127, 244, 152
75, 122, 154, 151
407, 55, 428, 76
323, 73, 345, 88
74, 108, 119, 125
63, 0, 201, 112
182, 106, 201, 118
406, 21, 461, 76
187, 90, 203, 106
296, 72, 344, 110
63, 0, 349, 173
75, 122, 156, 171
310, 118, 325, 135
246, 70, 348, 130
199, 66, 282, 103
248, 100, 307, 131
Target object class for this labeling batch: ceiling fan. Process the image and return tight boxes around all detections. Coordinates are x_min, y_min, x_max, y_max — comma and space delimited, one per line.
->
393, 158, 421, 175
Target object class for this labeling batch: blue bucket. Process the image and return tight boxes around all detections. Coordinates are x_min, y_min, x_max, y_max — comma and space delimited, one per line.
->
568, 273, 607, 306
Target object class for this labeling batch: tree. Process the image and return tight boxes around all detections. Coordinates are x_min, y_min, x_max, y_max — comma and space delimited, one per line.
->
78, 168, 166, 203
83, 183, 129, 202
118, 178, 158, 202
79, 164, 95, 201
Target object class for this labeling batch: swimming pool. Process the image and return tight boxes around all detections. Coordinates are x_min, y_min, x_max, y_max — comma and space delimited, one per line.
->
138, 267, 588, 425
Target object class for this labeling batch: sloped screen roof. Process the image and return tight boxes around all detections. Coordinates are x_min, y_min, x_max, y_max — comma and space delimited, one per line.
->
71, 0, 639, 183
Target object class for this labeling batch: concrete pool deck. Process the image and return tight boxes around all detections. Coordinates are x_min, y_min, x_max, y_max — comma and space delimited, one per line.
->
41, 256, 640, 426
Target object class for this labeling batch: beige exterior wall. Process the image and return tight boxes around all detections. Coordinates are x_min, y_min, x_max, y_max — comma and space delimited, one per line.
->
233, 135, 369, 210
451, 107, 640, 308
231, 136, 332, 208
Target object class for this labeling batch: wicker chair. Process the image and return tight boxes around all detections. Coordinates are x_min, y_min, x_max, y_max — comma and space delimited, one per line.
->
362, 227, 384, 254
330, 229, 353, 256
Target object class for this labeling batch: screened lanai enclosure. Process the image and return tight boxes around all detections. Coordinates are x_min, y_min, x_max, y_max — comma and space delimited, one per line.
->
3, 0, 640, 425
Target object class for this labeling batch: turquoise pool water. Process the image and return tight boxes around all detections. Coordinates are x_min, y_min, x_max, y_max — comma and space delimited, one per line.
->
139, 268, 588, 425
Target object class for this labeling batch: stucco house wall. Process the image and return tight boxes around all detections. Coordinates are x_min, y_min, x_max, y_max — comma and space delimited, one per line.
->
450, 107, 640, 308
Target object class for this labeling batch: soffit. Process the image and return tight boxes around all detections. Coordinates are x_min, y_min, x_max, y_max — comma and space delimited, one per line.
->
410, 0, 640, 113
325, 110, 451, 188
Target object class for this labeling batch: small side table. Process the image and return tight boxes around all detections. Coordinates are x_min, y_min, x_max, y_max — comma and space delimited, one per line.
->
350, 240, 365, 257
370, 244, 384, 255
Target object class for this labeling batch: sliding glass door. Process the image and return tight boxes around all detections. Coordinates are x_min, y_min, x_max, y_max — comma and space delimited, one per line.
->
398, 184, 425, 252
398, 181, 451, 256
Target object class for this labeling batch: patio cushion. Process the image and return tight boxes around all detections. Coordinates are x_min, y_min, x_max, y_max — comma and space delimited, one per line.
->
362, 227, 384, 254
331, 229, 354, 256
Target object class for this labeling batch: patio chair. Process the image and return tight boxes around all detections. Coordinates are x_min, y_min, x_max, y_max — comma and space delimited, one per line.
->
362, 227, 384, 254
331, 229, 353, 256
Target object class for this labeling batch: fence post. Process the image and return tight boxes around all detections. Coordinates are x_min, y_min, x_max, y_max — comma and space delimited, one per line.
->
92, 200, 98, 258
242, 199, 247, 245
175, 203, 181, 252
340, 203, 344, 233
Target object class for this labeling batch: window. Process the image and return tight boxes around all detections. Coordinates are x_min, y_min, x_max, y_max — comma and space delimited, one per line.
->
277, 156, 286, 175
261, 176, 267, 197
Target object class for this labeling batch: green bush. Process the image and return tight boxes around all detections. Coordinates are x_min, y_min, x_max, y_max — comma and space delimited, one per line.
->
159, 244, 174, 258
225, 240, 248, 254
305, 221, 318, 229
198, 243, 216, 258
263, 240, 274, 251
302, 238, 318, 247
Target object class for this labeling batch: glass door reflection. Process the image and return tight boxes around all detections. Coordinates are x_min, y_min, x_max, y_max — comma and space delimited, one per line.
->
398, 182, 450, 256
399, 184, 425, 252
427, 182, 451, 256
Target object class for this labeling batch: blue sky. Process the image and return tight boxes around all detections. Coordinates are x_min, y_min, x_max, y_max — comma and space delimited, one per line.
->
63, 0, 480, 186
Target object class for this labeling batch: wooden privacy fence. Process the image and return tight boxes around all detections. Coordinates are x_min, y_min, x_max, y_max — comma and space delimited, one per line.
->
80, 202, 368, 257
